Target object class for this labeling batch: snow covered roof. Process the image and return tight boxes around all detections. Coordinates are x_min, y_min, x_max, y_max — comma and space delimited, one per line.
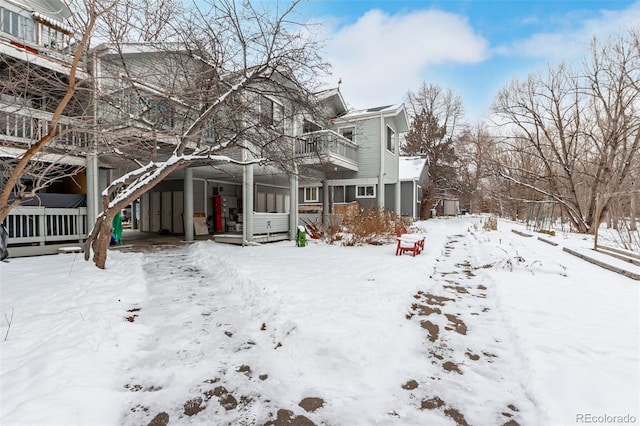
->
338, 103, 410, 132
399, 156, 427, 181
92, 42, 192, 56
341, 104, 403, 119
315, 87, 348, 117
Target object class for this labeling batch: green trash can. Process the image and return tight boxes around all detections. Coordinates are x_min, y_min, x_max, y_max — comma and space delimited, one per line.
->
296, 225, 307, 247
111, 211, 123, 245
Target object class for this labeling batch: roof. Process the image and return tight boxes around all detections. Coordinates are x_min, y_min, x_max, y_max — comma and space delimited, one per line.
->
341, 104, 403, 119
92, 42, 192, 56
315, 87, 348, 117
399, 156, 428, 181
338, 103, 410, 132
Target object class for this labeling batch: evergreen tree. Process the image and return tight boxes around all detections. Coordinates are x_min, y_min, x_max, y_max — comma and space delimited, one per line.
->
403, 108, 459, 216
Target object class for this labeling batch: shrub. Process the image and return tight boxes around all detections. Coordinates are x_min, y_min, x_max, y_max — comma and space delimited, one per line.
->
483, 215, 498, 231
334, 207, 405, 246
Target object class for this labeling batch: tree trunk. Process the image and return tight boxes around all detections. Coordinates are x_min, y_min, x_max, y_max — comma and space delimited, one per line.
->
84, 214, 115, 269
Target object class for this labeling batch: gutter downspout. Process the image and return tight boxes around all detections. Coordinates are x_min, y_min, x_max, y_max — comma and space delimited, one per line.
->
378, 111, 385, 209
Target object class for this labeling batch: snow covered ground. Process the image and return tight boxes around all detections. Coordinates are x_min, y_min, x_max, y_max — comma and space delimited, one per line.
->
1, 216, 638, 426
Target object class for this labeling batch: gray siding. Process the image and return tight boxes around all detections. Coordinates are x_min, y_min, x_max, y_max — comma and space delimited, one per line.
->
154, 179, 184, 192
357, 198, 377, 209
384, 184, 395, 211
401, 181, 414, 217
383, 116, 400, 181
193, 180, 205, 213
351, 117, 381, 179
345, 185, 356, 202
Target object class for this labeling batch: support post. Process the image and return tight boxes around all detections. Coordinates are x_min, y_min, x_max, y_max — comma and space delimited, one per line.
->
184, 168, 194, 242
322, 180, 329, 226
85, 152, 99, 226
289, 170, 298, 240
243, 163, 254, 243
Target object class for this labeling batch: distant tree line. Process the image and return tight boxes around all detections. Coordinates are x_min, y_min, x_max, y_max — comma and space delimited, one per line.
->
403, 30, 639, 236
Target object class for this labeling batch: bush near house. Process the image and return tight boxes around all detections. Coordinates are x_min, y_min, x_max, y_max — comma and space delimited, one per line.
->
329, 207, 406, 246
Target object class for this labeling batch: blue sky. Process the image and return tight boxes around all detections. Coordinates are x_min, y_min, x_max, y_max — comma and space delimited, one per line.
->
297, 0, 640, 122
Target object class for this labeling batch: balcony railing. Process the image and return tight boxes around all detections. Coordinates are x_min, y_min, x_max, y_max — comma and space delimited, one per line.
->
0, 101, 90, 149
295, 129, 358, 171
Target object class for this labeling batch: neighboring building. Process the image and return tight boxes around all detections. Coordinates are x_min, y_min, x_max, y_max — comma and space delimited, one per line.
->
1, 0, 91, 256
399, 156, 428, 219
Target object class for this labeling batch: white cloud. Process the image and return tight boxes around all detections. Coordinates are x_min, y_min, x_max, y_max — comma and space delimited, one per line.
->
318, 9, 489, 110
496, 1, 640, 60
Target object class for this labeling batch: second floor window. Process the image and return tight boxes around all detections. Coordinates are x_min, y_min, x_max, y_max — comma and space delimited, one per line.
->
1, 8, 34, 42
260, 95, 284, 131
386, 126, 396, 153
340, 126, 355, 142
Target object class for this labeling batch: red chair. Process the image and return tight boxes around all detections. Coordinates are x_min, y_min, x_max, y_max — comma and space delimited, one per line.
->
396, 237, 420, 256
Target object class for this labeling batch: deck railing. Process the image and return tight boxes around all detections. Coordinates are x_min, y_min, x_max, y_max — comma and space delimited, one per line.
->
4, 207, 88, 256
295, 130, 358, 169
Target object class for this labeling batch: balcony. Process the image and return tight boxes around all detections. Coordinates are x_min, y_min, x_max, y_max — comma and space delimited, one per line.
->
0, 101, 90, 152
295, 129, 358, 172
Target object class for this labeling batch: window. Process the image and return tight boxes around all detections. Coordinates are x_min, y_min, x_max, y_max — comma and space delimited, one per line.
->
22, 16, 35, 42
386, 126, 396, 153
260, 95, 284, 131
356, 185, 376, 198
2, 9, 10, 34
304, 187, 318, 202
340, 126, 355, 142
10, 10, 18, 36
260, 95, 273, 126
0, 8, 35, 42
303, 119, 321, 133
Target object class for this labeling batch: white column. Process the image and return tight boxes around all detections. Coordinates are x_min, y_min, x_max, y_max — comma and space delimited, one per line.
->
243, 163, 254, 243
322, 180, 329, 226
184, 168, 194, 241
85, 152, 99, 225
87, 50, 101, 228
289, 170, 298, 240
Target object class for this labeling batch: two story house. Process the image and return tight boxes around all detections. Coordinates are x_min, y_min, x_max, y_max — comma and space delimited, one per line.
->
3, 27, 422, 255
296, 89, 412, 220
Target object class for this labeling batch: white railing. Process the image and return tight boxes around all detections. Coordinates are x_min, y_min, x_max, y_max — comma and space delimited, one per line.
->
253, 212, 289, 234
295, 129, 358, 166
5, 206, 88, 247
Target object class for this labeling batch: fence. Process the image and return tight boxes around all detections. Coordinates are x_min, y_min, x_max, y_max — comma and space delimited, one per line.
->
4, 206, 88, 257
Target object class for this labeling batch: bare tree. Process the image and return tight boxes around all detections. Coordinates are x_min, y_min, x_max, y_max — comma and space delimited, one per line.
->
491, 30, 640, 233
84, 0, 328, 268
0, 0, 116, 223
456, 124, 495, 213
405, 82, 464, 138
96, 0, 183, 43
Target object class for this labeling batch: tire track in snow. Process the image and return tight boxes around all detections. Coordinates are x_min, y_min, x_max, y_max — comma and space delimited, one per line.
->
405, 230, 539, 426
